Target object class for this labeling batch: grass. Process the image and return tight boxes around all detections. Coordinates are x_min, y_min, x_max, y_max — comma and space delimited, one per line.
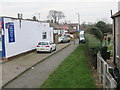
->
40, 44, 96, 88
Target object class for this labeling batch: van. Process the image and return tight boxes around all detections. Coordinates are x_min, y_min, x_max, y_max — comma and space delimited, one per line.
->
79, 31, 85, 43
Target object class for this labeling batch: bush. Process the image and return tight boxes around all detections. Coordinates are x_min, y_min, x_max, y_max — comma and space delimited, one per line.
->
86, 26, 103, 41
85, 33, 102, 69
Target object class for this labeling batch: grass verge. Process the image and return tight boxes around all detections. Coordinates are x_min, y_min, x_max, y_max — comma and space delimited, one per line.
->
40, 44, 96, 88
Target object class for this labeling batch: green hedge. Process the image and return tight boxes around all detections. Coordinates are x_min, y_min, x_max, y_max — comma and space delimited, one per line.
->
85, 33, 102, 69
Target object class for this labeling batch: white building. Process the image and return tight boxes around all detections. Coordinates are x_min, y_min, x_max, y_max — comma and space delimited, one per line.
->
0, 17, 54, 59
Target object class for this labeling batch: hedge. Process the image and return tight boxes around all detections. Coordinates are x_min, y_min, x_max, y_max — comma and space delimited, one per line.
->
85, 33, 102, 69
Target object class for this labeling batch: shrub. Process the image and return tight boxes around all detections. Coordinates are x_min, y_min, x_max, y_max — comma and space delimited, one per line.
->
95, 21, 112, 33
85, 33, 102, 69
86, 26, 104, 41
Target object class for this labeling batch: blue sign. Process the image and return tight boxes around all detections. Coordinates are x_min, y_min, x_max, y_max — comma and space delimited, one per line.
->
8, 22, 15, 43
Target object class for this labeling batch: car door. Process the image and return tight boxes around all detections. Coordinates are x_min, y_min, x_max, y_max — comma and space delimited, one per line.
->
64, 37, 67, 42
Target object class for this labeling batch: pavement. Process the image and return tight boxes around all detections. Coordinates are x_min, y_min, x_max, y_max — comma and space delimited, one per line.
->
2, 43, 71, 88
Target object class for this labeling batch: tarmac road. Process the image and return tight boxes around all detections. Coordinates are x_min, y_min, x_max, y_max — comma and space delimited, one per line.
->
3, 41, 79, 88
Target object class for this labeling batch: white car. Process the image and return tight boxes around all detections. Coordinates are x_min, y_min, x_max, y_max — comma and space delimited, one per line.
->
36, 41, 56, 53
79, 31, 85, 43
58, 36, 70, 43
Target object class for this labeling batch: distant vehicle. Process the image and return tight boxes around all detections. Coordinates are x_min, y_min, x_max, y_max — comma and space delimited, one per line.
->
64, 33, 74, 38
79, 31, 85, 43
36, 41, 56, 53
58, 36, 70, 43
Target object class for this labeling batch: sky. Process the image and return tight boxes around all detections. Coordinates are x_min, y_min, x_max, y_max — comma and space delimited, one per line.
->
0, 0, 119, 24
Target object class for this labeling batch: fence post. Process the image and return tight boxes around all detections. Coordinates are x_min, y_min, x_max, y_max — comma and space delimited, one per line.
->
97, 53, 101, 82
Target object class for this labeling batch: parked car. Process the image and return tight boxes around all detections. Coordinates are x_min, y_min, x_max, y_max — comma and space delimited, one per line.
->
79, 31, 85, 43
64, 33, 74, 38
36, 41, 56, 53
58, 36, 70, 43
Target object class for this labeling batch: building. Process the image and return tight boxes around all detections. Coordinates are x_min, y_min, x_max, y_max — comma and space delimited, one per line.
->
67, 23, 79, 34
49, 23, 67, 43
0, 16, 54, 60
111, 10, 120, 68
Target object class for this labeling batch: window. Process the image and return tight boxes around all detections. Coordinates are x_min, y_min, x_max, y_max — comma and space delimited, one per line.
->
43, 32, 47, 39
38, 42, 48, 45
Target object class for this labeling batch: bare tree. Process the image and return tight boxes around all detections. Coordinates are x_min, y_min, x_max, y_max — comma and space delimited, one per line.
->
47, 10, 65, 24
57, 11, 65, 23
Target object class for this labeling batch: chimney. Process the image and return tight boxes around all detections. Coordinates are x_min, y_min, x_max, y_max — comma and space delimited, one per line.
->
18, 13, 23, 19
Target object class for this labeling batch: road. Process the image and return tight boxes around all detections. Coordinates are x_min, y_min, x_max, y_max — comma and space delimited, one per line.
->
3, 41, 79, 88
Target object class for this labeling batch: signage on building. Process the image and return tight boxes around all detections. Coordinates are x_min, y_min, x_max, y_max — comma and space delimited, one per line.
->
8, 22, 15, 43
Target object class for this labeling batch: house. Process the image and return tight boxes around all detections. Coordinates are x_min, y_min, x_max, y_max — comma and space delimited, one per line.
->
111, 10, 120, 68
67, 23, 79, 34
60, 25, 69, 34
49, 23, 67, 43
0, 16, 54, 60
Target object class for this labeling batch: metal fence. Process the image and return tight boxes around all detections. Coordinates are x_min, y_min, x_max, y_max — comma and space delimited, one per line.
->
97, 53, 117, 88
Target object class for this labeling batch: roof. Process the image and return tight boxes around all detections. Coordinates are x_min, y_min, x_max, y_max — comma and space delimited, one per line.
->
112, 10, 120, 18
68, 23, 79, 26
49, 23, 62, 30
67, 25, 76, 30
60, 25, 69, 30
0, 16, 42, 22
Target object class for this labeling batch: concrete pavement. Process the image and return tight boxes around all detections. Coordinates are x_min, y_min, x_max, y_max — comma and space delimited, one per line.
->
2, 43, 71, 88
3, 41, 79, 88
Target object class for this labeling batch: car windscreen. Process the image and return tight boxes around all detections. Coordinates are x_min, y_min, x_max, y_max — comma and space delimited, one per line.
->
38, 42, 48, 45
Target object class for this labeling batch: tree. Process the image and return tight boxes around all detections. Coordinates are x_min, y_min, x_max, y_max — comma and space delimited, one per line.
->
95, 21, 112, 33
86, 26, 104, 41
47, 10, 65, 24
57, 11, 65, 23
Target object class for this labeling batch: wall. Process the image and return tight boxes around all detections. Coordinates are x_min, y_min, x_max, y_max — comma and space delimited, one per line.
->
114, 17, 120, 68
3, 18, 53, 58
118, 1, 120, 11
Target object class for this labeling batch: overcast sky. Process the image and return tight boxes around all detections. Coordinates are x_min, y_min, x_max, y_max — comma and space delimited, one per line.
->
0, 0, 119, 24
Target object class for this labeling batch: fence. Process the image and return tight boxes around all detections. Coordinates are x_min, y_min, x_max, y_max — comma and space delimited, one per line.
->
97, 53, 117, 88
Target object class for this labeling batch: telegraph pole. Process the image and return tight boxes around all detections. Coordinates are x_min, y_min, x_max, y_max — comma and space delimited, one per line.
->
76, 13, 80, 30
38, 13, 40, 21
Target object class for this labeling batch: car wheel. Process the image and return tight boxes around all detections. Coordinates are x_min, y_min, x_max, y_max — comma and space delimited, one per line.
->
49, 48, 52, 53
54, 47, 56, 51
37, 51, 39, 53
